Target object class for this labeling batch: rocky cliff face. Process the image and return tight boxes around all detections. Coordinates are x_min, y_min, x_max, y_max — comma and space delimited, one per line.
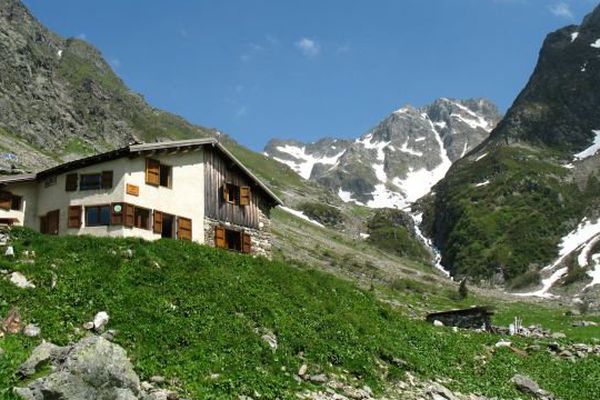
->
425, 3, 600, 298
0, 0, 216, 173
265, 98, 500, 208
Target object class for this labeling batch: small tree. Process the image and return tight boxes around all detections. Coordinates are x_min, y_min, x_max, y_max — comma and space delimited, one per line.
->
458, 278, 468, 299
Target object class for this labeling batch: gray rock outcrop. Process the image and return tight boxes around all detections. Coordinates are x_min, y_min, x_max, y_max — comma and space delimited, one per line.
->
14, 335, 175, 400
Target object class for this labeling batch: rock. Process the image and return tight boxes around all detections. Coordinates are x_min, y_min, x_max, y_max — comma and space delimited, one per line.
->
5, 246, 14, 257
22, 324, 40, 337
298, 364, 308, 377
8, 272, 35, 289
309, 374, 328, 384
551, 332, 566, 339
150, 376, 166, 384
260, 330, 278, 352
4, 307, 22, 334
123, 249, 134, 259
15, 336, 142, 399
83, 321, 95, 330
427, 382, 459, 400
572, 320, 598, 327
494, 339, 512, 348
93, 311, 109, 331
433, 320, 444, 327
18, 341, 64, 378
511, 374, 554, 399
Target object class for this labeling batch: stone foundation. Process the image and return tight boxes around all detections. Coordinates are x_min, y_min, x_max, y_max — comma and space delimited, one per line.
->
204, 213, 272, 258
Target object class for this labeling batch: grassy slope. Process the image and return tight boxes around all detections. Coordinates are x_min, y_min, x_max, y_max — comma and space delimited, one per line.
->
0, 230, 598, 399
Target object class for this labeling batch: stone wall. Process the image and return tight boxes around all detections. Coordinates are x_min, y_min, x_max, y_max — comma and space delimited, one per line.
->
204, 208, 272, 258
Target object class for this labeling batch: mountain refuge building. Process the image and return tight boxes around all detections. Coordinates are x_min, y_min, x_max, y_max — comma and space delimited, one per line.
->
0, 139, 282, 257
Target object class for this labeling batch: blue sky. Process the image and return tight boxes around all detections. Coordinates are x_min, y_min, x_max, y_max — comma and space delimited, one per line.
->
24, 0, 597, 151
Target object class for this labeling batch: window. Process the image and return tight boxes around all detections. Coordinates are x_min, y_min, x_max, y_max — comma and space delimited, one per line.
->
134, 207, 150, 230
160, 164, 171, 187
85, 205, 111, 226
214, 226, 251, 253
44, 176, 57, 188
222, 184, 251, 206
75, 171, 113, 191
145, 159, 172, 188
65, 173, 78, 191
80, 174, 102, 190
0, 191, 22, 211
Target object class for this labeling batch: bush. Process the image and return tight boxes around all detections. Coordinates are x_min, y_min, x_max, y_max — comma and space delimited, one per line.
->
507, 270, 541, 290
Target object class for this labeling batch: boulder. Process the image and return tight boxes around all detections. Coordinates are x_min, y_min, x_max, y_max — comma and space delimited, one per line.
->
22, 324, 40, 337
14, 336, 146, 399
510, 374, 555, 399
8, 272, 35, 289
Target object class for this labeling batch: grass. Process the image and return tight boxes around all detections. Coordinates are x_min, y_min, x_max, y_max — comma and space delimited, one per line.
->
0, 229, 598, 399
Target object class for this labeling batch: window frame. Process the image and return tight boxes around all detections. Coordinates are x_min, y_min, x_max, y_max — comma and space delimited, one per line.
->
79, 173, 103, 191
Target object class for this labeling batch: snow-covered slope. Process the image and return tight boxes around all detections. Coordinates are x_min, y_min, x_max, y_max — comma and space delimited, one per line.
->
265, 98, 501, 209
517, 216, 600, 298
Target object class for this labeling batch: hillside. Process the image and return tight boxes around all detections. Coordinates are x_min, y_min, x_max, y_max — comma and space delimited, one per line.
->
1, 230, 599, 399
423, 3, 600, 301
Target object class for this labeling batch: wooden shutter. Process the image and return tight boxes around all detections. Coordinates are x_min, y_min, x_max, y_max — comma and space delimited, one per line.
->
65, 173, 78, 191
153, 210, 163, 234
0, 191, 11, 210
101, 171, 113, 189
214, 226, 226, 248
124, 203, 135, 227
242, 232, 252, 254
145, 159, 160, 186
111, 203, 124, 225
177, 217, 192, 241
239, 186, 251, 206
47, 210, 59, 235
68, 205, 82, 228
222, 185, 230, 203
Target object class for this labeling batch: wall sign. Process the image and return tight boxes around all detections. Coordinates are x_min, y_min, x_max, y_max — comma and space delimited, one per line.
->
126, 184, 139, 196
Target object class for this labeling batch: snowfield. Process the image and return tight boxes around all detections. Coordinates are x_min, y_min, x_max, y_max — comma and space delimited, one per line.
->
573, 130, 600, 160
279, 206, 325, 228
272, 144, 345, 180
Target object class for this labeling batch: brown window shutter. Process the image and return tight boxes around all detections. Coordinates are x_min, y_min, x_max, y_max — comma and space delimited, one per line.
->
214, 226, 226, 248
222, 185, 229, 203
0, 191, 11, 210
40, 215, 48, 234
68, 205, 82, 228
239, 186, 251, 206
242, 232, 252, 254
101, 171, 113, 189
111, 203, 124, 225
65, 173, 78, 191
153, 210, 163, 234
177, 217, 192, 241
145, 159, 160, 186
124, 203, 135, 227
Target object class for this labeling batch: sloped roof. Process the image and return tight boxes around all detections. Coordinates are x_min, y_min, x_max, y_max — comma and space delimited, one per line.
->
6, 139, 283, 205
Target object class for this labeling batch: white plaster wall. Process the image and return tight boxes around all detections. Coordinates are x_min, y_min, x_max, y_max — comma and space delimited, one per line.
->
122, 149, 204, 243
0, 181, 38, 227
34, 149, 205, 243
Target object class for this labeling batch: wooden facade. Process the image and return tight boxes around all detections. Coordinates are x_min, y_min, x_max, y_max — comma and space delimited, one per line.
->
204, 147, 273, 229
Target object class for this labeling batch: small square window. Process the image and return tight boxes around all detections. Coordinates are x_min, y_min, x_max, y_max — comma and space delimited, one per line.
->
80, 174, 103, 190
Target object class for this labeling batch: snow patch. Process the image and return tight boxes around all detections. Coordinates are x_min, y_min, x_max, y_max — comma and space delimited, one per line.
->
517, 217, 600, 297
412, 213, 450, 277
571, 32, 579, 42
573, 130, 600, 160
399, 140, 423, 157
475, 153, 488, 162
460, 141, 469, 158
279, 206, 325, 228
414, 137, 426, 142
591, 39, 600, 48
57, 49, 63, 58
273, 145, 345, 179
475, 180, 490, 187
359, 233, 370, 239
